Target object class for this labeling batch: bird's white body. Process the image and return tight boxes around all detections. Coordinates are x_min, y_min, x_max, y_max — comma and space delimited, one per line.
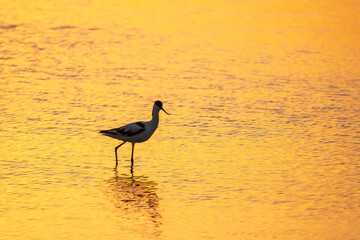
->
101, 109, 160, 143
100, 100, 169, 168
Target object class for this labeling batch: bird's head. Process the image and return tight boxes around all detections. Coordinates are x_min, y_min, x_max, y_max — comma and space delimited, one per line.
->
154, 100, 170, 115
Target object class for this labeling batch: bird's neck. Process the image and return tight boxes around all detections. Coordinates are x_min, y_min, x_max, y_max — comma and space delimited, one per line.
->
151, 109, 160, 121
150, 108, 160, 128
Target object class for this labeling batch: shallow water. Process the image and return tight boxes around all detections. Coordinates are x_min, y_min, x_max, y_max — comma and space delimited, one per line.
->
1, 0, 360, 239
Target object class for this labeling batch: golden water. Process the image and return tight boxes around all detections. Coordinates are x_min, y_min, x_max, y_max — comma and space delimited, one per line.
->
1, 0, 360, 239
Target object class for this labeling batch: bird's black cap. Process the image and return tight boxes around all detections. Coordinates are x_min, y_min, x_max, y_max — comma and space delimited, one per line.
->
155, 100, 163, 108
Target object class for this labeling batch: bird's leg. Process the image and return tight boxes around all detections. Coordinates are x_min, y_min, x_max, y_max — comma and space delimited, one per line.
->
130, 165, 134, 175
114, 141, 126, 168
130, 143, 135, 167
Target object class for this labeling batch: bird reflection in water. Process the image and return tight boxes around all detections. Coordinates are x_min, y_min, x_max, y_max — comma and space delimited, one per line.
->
103, 169, 162, 238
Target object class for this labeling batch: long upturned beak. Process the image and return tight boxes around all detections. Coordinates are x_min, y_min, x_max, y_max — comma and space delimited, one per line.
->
161, 107, 170, 115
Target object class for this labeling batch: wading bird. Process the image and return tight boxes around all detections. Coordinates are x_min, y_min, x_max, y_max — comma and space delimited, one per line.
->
100, 100, 170, 168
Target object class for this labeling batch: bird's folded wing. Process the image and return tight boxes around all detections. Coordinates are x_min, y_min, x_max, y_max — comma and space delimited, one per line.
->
101, 122, 145, 137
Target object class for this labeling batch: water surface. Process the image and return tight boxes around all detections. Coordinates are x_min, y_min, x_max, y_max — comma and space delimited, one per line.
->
1, 0, 360, 239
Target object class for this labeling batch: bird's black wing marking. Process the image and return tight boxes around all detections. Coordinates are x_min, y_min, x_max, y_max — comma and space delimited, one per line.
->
116, 122, 145, 137
100, 122, 145, 137
135, 122, 145, 128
